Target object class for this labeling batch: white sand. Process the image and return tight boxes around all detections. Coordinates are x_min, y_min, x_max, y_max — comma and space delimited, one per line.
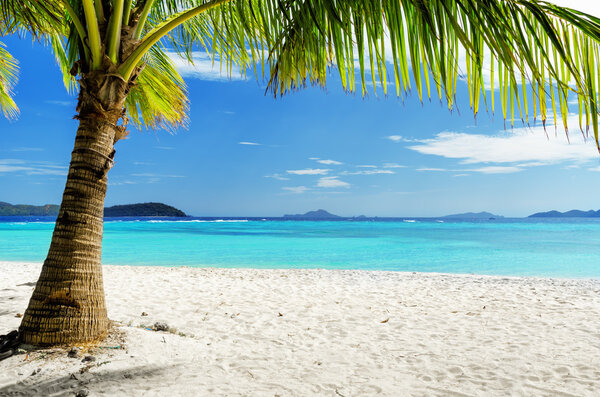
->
1, 261, 599, 396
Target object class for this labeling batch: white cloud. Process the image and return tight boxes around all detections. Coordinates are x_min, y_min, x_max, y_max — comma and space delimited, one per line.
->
265, 173, 290, 180
287, 168, 330, 175
239, 141, 261, 146
315, 159, 343, 165
357, 165, 377, 168
108, 180, 138, 186
407, 115, 598, 166
549, 1, 600, 17
416, 167, 448, 172
309, 157, 320, 160
11, 147, 43, 152
282, 186, 309, 194
317, 177, 350, 188
416, 165, 523, 174
0, 159, 66, 176
468, 166, 523, 174
383, 163, 406, 168
168, 52, 247, 82
387, 135, 404, 142
45, 100, 72, 107
131, 173, 185, 178
342, 169, 395, 175
590, 166, 600, 172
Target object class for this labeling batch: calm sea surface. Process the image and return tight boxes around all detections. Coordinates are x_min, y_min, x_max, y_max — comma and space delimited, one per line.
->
1, 216, 599, 278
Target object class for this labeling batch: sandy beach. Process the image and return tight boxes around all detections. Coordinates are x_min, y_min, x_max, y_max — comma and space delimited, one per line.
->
1, 261, 599, 396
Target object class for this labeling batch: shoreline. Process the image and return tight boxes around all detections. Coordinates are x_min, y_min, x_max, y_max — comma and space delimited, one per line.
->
1, 261, 599, 396
1, 260, 599, 282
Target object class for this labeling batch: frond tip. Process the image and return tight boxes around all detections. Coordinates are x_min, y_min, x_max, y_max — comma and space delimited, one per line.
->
125, 46, 189, 132
0, 42, 19, 119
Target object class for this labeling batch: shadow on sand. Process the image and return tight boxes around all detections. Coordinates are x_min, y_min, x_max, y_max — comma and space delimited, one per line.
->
0, 363, 182, 397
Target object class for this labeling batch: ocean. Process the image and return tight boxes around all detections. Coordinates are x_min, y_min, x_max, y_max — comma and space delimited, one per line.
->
1, 216, 599, 278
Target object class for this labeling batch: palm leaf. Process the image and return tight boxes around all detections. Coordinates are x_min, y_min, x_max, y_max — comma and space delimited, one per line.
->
137, 0, 600, 147
125, 45, 189, 131
0, 41, 18, 118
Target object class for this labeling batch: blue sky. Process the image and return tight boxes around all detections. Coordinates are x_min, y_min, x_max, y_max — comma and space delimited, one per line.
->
2, 2, 600, 217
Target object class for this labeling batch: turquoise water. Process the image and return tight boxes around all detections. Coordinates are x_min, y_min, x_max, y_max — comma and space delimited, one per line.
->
1, 217, 599, 278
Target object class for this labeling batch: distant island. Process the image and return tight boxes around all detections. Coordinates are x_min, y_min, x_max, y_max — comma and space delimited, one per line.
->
104, 203, 186, 217
529, 209, 600, 218
0, 202, 59, 216
0, 202, 186, 217
283, 209, 342, 220
442, 211, 504, 219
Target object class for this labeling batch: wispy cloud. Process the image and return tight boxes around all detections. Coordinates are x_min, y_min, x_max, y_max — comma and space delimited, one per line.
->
265, 173, 290, 181
108, 180, 138, 186
417, 165, 524, 174
406, 115, 598, 166
416, 167, 449, 172
0, 159, 66, 175
168, 52, 247, 82
45, 100, 72, 107
357, 165, 377, 168
342, 169, 395, 175
11, 147, 43, 152
282, 186, 309, 194
287, 168, 330, 175
155, 146, 174, 150
317, 176, 350, 188
131, 173, 185, 178
314, 159, 343, 165
468, 166, 523, 174
383, 163, 406, 168
387, 135, 404, 142
239, 141, 261, 146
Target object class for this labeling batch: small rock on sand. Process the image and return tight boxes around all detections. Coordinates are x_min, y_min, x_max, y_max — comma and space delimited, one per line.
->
153, 322, 169, 332
68, 348, 80, 358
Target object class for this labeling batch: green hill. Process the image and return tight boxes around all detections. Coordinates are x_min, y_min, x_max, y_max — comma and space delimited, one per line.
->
0, 202, 186, 217
0, 202, 59, 216
103, 202, 186, 217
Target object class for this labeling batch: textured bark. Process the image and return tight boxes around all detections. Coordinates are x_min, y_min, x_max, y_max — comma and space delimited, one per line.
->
19, 69, 129, 346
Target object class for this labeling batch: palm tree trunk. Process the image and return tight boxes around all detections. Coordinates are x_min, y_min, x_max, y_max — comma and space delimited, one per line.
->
19, 70, 129, 346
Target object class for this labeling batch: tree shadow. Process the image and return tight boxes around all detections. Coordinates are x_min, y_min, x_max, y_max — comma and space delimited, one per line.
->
0, 363, 182, 397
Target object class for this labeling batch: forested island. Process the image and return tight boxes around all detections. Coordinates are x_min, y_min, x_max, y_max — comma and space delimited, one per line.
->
529, 209, 600, 218
0, 202, 59, 216
0, 202, 186, 217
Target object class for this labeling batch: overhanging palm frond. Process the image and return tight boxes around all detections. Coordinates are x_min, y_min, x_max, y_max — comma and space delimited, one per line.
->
0, 0, 62, 35
135, 0, 600, 148
125, 45, 189, 131
0, 0, 75, 119
0, 41, 18, 118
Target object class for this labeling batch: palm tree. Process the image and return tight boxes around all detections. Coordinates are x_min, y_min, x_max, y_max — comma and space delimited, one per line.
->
1, 0, 599, 346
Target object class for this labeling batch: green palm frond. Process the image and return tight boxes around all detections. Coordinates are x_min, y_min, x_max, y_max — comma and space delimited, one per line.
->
0, 41, 18, 118
125, 45, 189, 131
46, 32, 78, 93
0, 0, 62, 35
132, 0, 600, 147
4, 0, 600, 148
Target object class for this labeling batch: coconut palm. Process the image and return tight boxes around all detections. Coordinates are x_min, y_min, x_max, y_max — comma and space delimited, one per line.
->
1, 0, 600, 346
